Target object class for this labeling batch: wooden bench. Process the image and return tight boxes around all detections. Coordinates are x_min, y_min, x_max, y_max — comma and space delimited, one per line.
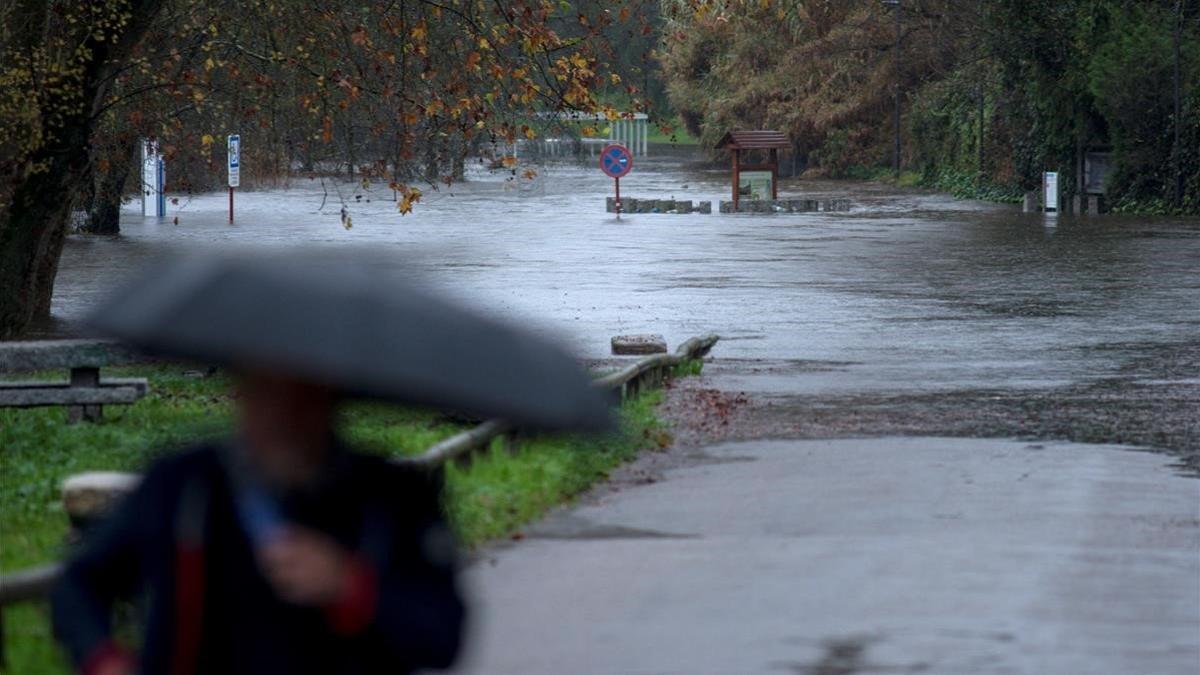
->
0, 340, 148, 422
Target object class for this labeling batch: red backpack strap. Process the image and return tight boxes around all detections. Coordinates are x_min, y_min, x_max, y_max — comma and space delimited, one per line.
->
171, 478, 208, 675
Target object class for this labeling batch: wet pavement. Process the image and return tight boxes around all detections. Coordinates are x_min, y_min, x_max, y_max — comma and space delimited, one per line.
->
45, 146, 1200, 672
457, 438, 1200, 674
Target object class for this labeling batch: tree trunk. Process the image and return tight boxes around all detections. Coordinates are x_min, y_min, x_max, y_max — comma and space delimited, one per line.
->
83, 157, 132, 235
0, 152, 85, 338
0, 0, 163, 339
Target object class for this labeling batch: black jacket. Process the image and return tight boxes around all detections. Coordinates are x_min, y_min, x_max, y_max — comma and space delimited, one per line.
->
52, 442, 465, 674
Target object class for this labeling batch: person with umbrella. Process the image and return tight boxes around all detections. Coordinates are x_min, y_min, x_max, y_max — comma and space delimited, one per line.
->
51, 253, 612, 675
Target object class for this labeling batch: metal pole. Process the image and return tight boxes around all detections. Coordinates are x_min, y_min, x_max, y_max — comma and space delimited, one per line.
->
615, 176, 621, 220
228, 187, 234, 224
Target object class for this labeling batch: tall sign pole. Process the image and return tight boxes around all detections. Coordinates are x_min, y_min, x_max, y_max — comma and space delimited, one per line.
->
227, 134, 240, 223
600, 143, 633, 219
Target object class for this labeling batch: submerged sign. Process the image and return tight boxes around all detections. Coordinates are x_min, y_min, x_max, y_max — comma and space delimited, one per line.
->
739, 171, 773, 201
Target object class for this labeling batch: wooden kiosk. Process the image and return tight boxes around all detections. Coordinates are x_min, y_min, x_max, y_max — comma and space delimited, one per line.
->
715, 130, 790, 211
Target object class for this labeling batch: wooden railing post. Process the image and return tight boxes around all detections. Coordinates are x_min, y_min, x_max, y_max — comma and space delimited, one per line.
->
68, 367, 101, 423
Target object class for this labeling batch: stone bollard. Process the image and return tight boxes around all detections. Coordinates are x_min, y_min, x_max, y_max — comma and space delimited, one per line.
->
1071, 195, 1084, 215
698, 201, 712, 214
611, 334, 668, 355
63, 471, 140, 528
1086, 194, 1104, 215
1023, 191, 1038, 213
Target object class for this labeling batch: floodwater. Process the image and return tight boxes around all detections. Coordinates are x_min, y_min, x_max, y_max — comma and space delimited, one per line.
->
50, 145, 1200, 397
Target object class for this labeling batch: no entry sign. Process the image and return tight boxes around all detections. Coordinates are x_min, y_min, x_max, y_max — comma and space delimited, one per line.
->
600, 144, 633, 178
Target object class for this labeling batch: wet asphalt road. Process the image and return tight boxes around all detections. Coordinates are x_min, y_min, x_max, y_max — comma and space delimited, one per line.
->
456, 438, 1199, 674
48, 147, 1200, 673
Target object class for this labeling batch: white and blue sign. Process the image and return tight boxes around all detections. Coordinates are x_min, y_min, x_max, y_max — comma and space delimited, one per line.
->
1043, 171, 1058, 212
141, 139, 165, 217
600, 143, 633, 179
227, 134, 241, 188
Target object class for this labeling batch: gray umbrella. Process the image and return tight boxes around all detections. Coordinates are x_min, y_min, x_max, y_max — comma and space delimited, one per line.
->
85, 252, 613, 432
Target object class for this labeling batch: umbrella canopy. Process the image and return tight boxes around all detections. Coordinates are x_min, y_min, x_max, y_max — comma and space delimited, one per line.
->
86, 253, 613, 432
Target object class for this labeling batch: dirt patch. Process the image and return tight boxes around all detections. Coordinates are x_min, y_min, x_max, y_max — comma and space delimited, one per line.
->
659, 353, 1199, 477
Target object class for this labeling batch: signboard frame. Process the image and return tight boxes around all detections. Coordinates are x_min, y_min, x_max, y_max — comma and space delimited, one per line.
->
1043, 171, 1059, 213
141, 139, 165, 217
227, 134, 241, 188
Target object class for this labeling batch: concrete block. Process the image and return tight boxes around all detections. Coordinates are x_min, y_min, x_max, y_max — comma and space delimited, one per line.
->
697, 201, 712, 214
611, 334, 668, 355
624, 198, 638, 212
63, 471, 140, 525
606, 197, 616, 213
1086, 194, 1104, 215
657, 200, 675, 213
719, 201, 734, 214
676, 200, 693, 214
1023, 191, 1038, 213
638, 200, 655, 213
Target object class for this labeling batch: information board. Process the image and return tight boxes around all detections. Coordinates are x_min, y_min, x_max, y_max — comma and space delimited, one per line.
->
228, 134, 241, 188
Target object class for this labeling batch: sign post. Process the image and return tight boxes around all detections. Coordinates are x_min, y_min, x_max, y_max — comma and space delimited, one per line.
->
600, 143, 633, 219
140, 139, 165, 217
1042, 171, 1059, 213
227, 134, 241, 223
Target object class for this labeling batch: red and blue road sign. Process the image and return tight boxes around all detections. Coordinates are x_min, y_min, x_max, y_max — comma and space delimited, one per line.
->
600, 144, 633, 178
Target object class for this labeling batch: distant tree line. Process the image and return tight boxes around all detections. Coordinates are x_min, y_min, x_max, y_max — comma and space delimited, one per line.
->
659, 0, 1200, 213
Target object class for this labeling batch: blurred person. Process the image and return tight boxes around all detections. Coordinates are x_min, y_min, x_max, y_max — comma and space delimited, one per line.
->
52, 369, 465, 675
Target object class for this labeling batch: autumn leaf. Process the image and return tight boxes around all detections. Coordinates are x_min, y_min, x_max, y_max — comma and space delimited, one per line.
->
397, 185, 422, 214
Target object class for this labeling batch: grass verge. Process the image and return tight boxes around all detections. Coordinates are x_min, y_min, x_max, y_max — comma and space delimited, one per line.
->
0, 363, 672, 672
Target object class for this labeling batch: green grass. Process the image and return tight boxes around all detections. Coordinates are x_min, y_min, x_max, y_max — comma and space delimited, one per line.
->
0, 364, 672, 672
645, 116, 700, 146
